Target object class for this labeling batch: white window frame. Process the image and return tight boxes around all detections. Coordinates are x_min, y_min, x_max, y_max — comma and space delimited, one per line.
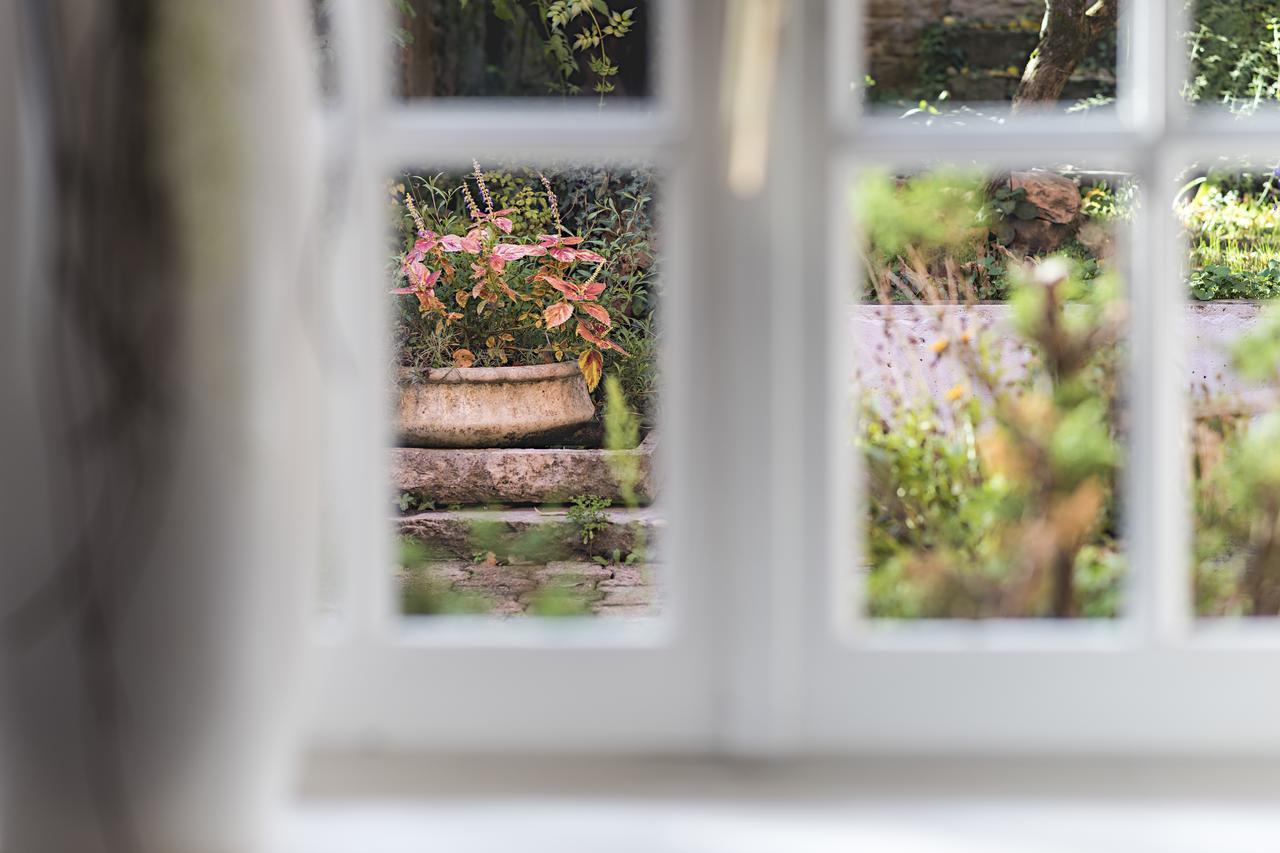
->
307, 0, 1280, 757
308, 0, 738, 752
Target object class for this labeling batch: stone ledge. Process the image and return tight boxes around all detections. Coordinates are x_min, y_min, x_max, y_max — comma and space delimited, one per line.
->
402, 559, 660, 619
852, 302, 1270, 409
392, 432, 657, 506
395, 506, 662, 561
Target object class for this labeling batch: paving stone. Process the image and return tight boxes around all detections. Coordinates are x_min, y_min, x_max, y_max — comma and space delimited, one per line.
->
599, 565, 647, 587
490, 600, 526, 617
420, 561, 473, 584
453, 567, 537, 596
395, 506, 662, 560
597, 586, 652, 607
591, 604, 654, 619
535, 561, 614, 583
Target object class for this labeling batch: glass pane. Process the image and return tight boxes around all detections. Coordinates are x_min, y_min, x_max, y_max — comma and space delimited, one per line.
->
859, 1, 1120, 118
387, 163, 663, 619
1184, 1, 1280, 116
1184, 163, 1280, 616
850, 165, 1134, 619
391, 1, 653, 100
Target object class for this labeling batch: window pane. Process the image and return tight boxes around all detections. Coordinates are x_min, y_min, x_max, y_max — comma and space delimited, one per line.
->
859, 1, 1120, 118
850, 165, 1133, 619
1184, 163, 1280, 616
391, 1, 653, 100
387, 163, 663, 620
1184, 1, 1280, 116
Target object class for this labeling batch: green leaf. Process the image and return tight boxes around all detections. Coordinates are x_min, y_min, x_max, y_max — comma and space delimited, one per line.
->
1012, 200, 1040, 220
994, 220, 1016, 245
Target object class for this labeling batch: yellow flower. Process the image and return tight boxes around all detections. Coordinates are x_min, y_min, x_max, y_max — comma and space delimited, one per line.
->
930, 337, 950, 355
959, 329, 974, 344
945, 383, 967, 402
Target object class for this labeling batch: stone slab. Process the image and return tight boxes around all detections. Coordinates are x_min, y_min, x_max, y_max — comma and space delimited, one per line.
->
851, 302, 1273, 412
403, 559, 660, 619
392, 432, 657, 506
395, 506, 662, 561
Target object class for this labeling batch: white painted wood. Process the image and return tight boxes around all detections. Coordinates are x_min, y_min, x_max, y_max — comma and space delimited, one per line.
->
310, 0, 1280, 757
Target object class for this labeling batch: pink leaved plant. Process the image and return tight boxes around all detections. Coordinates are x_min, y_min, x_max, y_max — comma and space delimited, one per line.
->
391, 162, 628, 390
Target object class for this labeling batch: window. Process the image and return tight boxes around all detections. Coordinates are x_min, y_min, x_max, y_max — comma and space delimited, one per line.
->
309, 0, 1280, 755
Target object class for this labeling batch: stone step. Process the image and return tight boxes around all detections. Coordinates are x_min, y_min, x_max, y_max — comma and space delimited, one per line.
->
398, 559, 659, 619
392, 432, 657, 507
395, 505, 661, 562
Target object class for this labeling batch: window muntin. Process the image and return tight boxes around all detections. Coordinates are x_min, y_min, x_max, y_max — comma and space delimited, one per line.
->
306, 0, 1280, 755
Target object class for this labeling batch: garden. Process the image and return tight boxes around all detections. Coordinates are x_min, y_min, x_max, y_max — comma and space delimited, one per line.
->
855, 0, 1280, 619
372, 0, 1280, 622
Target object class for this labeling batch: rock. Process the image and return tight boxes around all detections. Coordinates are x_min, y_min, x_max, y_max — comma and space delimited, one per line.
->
1075, 220, 1115, 258
534, 562, 614, 584
1005, 171, 1081, 254
490, 600, 526, 617
597, 586, 652, 607
600, 565, 647, 587
1009, 218, 1068, 254
591, 604, 653, 619
453, 566, 537, 597
395, 506, 662, 560
1010, 171, 1080, 224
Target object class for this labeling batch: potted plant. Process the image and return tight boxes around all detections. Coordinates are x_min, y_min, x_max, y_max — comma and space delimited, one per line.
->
391, 164, 631, 447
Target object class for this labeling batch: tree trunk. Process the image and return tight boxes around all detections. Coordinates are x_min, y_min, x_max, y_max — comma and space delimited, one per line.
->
1012, 0, 1117, 110
401, 0, 441, 97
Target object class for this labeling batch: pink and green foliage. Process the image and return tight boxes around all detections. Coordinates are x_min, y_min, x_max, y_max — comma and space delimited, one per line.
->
391, 162, 628, 390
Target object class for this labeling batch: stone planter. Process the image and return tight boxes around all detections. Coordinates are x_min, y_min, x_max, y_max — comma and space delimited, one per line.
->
396, 361, 595, 448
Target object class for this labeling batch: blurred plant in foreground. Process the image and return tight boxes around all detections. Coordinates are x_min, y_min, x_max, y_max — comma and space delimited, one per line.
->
856, 170, 1126, 618
1194, 306, 1280, 616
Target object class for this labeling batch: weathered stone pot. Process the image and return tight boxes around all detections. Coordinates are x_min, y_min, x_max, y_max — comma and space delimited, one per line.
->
396, 361, 595, 448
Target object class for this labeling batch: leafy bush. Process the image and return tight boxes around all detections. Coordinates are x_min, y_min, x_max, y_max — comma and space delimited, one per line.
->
566, 494, 611, 544
1189, 262, 1280, 301
857, 169, 1280, 619
857, 170, 1126, 618
390, 164, 664, 423
857, 170, 1123, 303
1194, 306, 1280, 616
1181, 175, 1280, 299
392, 163, 630, 390
1184, 0, 1280, 114
391, 0, 647, 99
860, 260, 1126, 619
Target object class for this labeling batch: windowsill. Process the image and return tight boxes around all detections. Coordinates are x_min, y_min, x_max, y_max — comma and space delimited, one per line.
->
287, 754, 1280, 852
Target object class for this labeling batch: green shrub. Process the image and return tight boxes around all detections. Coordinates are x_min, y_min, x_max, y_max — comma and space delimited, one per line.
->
566, 494, 611, 545
391, 166, 660, 420
1185, 1, 1280, 114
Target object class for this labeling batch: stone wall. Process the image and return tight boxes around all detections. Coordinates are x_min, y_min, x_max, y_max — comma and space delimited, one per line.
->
852, 302, 1271, 412
866, 0, 1044, 93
